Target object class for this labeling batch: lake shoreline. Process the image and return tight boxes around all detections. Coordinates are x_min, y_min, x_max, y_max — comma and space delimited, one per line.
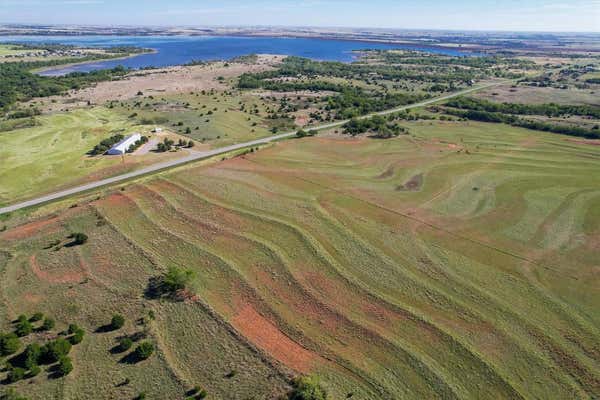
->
11, 35, 481, 76
34, 49, 158, 76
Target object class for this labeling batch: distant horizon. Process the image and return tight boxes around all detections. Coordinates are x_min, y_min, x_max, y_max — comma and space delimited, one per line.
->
0, 0, 598, 33
1, 22, 599, 35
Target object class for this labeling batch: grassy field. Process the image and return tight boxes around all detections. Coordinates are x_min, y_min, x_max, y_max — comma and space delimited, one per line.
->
1, 119, 599, 399
474, 84, 600, 106
0, 107, 204, 207
0, 90, 294, 207
112, 91, 280, 147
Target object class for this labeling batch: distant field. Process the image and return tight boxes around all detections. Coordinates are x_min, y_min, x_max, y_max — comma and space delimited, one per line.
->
475, 84, 600, 106
0, 44, 29, 57
2, 119, 599, 399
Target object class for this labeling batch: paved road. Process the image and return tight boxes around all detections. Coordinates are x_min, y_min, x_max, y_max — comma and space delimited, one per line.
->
0, 81, 504, 215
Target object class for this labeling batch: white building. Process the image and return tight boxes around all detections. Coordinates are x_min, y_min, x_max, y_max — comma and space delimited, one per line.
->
107, 133, 142, 155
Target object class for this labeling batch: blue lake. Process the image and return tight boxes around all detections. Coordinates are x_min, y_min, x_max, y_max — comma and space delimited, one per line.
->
0, 35, 479, 76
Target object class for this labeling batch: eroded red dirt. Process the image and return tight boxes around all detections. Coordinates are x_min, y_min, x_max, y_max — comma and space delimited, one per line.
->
29, 254, 85, 284
1, 217, 60, 241
232, 303, 317, 373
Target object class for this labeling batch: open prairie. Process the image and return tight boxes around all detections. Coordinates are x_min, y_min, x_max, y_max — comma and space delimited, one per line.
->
2, 119, 599, 399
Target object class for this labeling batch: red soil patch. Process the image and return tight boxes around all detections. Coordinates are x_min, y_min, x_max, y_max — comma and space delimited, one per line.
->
232, 304, 317, 373
295, 114, 309, 126
29, 255, 85, 284
1, 217, 59, 241
98, 192, 131, 208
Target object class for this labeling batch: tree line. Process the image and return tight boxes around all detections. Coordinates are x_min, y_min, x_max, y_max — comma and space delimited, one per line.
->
446, 96, 600, 118
0, 61, 130, 110
343, 115, 409, 138
444, 108, 600, 139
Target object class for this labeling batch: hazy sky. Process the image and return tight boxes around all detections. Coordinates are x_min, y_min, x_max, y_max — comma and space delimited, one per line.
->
1, 0, 598, 32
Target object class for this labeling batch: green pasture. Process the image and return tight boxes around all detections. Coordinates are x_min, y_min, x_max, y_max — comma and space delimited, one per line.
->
1, 119, 599, 399
0, 108, 139, 206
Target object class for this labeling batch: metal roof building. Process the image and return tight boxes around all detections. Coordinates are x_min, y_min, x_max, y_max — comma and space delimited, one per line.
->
107, 133, 142, 155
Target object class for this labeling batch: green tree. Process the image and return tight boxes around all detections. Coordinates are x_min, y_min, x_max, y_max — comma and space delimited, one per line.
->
117, 337, 133, 352
67, 324, 80, 335
111, 314, 125, 330
57, 356, 73, 376
41, 338, 72, 363
69, 328, 85, 345
28, 364, 41, 378
289, 376, 328, 400
163, 266, 194, 293
41, 317, 55, 331
30, 312, 44, 322
134, 342, 154, 361
0, 333, 21, 356
7, 367, 26, 383
24, 343, 41, 369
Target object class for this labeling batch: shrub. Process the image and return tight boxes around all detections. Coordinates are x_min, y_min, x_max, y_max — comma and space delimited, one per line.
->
289, 376, 328, 400
0, 333, 21, 356
189, 385, 208, 398
69, 329, 85, 345
30, 312, 44, 322
118, 337, 133, 352
71, 232, 88, 245
57, 356, 73, 376
67, 324, 80, 335
111, 314, 125, 330
134, 342, 154, 361
41, 317, 55, 331
14, 319, 33, 337
28, 364, 41, 378
7, 367, 26, 383
134, 393, 146, 400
